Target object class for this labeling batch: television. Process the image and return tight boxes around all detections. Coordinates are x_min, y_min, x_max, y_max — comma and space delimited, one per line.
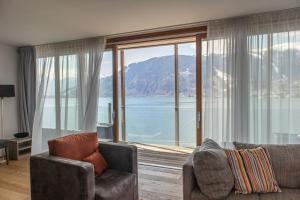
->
0, 85, 15, 98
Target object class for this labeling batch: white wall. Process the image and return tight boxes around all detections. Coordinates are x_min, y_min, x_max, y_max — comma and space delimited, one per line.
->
0, 43, 18, 139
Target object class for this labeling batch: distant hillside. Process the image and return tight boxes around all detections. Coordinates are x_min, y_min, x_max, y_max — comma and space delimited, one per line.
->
100, 55, 196, 97
47, 48, 300, 98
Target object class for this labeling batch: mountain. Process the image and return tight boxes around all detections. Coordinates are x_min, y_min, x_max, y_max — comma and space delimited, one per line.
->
202, 49, 300, 97
100, 49, 300, 98
47, 48, 300, 98
100, 55, 197, 97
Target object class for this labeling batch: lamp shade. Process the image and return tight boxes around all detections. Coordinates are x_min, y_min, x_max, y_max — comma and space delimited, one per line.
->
0, 85, 15, 97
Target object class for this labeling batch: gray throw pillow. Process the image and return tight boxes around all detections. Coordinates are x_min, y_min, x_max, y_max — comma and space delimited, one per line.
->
193, 139, 234, 199
234, 142, 300, 188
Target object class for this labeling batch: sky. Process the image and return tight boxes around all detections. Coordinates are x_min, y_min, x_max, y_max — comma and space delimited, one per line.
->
100, 42, 196, 77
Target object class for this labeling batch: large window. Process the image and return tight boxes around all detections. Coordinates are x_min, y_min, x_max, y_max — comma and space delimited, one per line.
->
38, 53, 83, 148
202, 27, 300, 145
38, 57, 55, 129
249, 31, 300, 143
41, 51, 113, 130
123, 45, 175, 145
59, 54, 80, 131
40, 54, 81, 132
118, 39, 196, 147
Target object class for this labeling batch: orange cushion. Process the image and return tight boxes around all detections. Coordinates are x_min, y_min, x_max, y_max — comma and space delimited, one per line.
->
48, 132, 98, 161
83, 150, 108, 175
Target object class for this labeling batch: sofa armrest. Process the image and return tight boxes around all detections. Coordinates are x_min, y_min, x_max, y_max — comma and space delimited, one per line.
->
99, 142, 138, 174
183, 148, 198, 200
30, 153, 95, 200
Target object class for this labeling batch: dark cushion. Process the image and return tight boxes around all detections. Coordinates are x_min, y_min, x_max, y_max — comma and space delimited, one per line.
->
95, 169, 135, 200
48, 132, 98, 161
234, 142, 300, 188
192, 139, 234, 199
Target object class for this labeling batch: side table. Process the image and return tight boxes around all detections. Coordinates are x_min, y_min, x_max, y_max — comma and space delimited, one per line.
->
9, 137, 32, 160
0, 140, 9, 165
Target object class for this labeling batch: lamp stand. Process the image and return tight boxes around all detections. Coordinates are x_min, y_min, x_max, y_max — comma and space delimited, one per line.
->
0, 97, 3, 139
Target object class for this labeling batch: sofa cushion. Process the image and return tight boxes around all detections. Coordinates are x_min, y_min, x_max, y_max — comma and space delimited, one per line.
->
234, 142, 300, 188
95, 169, 136, 200
239, 147, 280, 193
48, 132, 98, 161
191, 188, 259, 200
83, 150, 108, 176
225, 149, 253, 194
259, 188, 300, 200
193, 139, 234, 199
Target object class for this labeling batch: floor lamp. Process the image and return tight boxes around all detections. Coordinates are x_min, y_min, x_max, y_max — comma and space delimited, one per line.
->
0, 85, 15, 139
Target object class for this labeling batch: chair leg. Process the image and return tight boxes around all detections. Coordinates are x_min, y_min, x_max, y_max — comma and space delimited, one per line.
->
5, 147, 8, 165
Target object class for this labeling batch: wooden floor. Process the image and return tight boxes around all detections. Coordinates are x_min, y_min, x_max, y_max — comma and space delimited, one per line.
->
0, 159, 30, 200
0, 153, 186, 200
139, 164, 182, 200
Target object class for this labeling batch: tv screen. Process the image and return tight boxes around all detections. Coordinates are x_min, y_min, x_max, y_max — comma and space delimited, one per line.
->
0, 85, 15, 97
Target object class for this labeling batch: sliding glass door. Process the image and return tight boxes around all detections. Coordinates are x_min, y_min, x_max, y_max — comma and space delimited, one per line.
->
178, 43, 196, 147
118, 39, 196, 147
123, 45, 175, 145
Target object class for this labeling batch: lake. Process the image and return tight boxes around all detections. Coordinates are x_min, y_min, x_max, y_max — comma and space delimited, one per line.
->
42, 96, 197, 147
42, 96, 300, 147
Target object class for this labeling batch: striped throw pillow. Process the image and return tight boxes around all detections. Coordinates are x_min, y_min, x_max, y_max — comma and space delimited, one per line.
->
225, 149, 252, 194
225, 148, 281, 194
239, 147, 281, 193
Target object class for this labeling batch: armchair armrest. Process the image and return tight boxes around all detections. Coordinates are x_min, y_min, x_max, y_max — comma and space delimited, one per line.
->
183, 148, 198, 200
99, 142, 138, 200
30, 153, 95, 200
98, 142, 138, 174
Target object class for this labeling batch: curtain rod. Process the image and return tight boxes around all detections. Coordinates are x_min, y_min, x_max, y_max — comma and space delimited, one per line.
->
30, 22, 208, 48
105, 21, 208, 40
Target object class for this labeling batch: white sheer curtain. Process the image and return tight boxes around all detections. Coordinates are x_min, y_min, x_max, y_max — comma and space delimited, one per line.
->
32, 37, 106, 154
203, 8, 300, 145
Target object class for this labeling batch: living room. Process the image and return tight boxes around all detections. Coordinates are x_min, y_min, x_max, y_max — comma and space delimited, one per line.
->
0, 1, 300, 200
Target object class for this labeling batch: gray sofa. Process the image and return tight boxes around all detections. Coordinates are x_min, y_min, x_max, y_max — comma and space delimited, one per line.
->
30, 142, 138, 200
183, 139, 300, 200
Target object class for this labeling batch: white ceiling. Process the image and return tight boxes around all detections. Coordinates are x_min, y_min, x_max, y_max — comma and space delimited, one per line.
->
0, 0, 299, 47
